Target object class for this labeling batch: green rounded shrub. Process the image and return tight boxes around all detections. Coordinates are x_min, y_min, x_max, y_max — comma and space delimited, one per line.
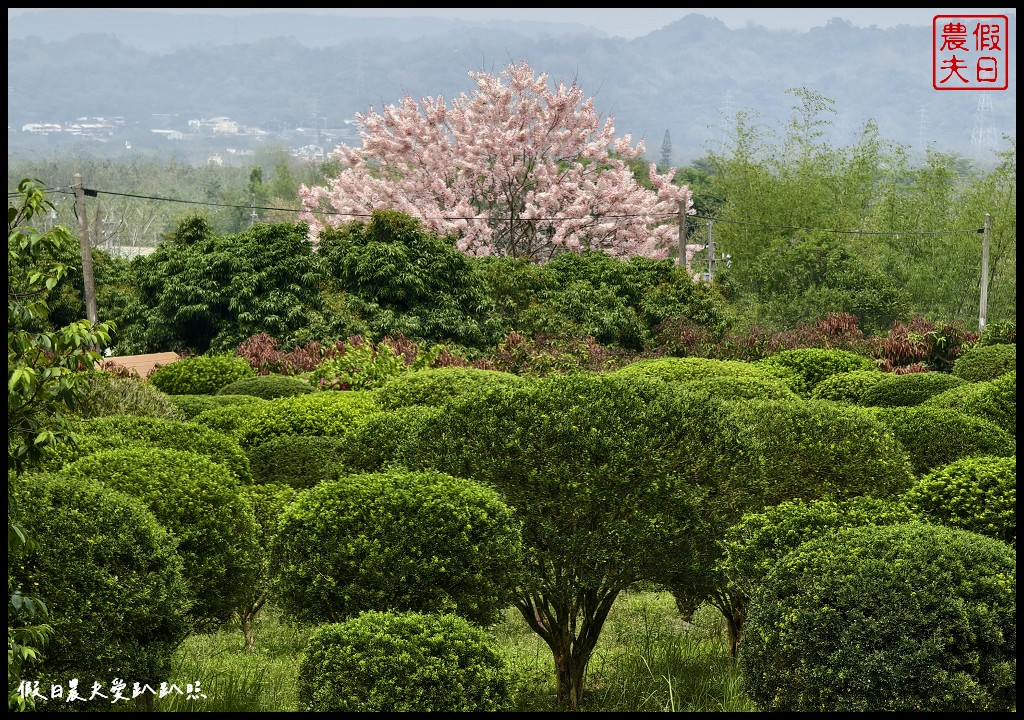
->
167, 393, 267, 421
809, 369, 886, 403
951, 343, 1016, 382
858, 371, 967, 407
755, 347, 878, 398
870, 405, 1015, 476
608, 356, 777, 385
10, 472, 191, 699
246, 434, 347, 488
270, 469, 523, 626
148, 352, 256, 395
740, 522, 1016, 711
190, 401, 268, 438
333, 405, 444, 474
237, 390, 380, 447
375, 366, 524, 410
976, 320, 1015, 347
677, 374, 801, 402
34, 414, 253, 483
922, 373, 1018, 436
217, 374, 314, 399
297, 611, 516, 712
71, 371, 179, 420
902, 455, 1015, 546
55, 448, 262, 630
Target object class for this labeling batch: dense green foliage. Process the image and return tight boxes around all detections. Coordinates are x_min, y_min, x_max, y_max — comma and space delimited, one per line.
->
297, 611, 516, 712
902, 455, 1016, 547
740, 523, 1016, 711
857, 370, 967, 407
30, 414, 253, 483
70, 371, 179, 419
950, 343, 1017, 383
870, 406, 1016, 476
332, 405, 444, 474
608, 356, 782, 385
754, 347, 878, 398
271, 469, 523, 626
9, 472, 191, 705
309, 340, 408, 391
216, 374, 313, 399
147, 352, 256, 395
235, 390, 380, 447
397, 373, 717, 707
675, 374, 800, 402
245, 434, 346, 488
374, 366, 524, 409
166, 392, 266, 420
808, 368, 885, 403
54, 448, 262, 631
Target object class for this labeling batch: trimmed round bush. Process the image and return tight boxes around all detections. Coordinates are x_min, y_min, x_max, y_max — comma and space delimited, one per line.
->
271, 469, 523, 626
902, 455, 1015, 546
925, 370, 1015, 436
740, 522, 1016, 711
191, 401, 268, 438
217, 374, 314, 399
246, 434, 347, 488
55, 448, 262, 630
714, 399, 916, 510
10, 472, 191, 699
333, 405, 444, 474
374, 366, 524, 410
809, 369, 886, 403
168, 393, 266, 420
951, 343, 1016, 382
858, 371, 967, 407
608, 356, 779, 385
236, 390, 380, 447
755, 347, 878, 398
148, 352, 256, 395
870, 405, 1015, 476
34, 414, 254, 483
677, 374, 800, 402
297, 611, 516, 712
71, 371, 179, 420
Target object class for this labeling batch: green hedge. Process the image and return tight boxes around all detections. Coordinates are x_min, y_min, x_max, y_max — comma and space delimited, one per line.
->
217, 374, 315, 399
167, 393, 267, 421
924, 371, 1015, 436
857, 371, 967, 407
809, 369, 886, 403
55, 448, 262, 631
870, 406, 1015, 476
951, 343, 1016, 382
147, 352, 256, 395
333, 405, 444, 474
755, 347, 878, 398
31, 414, 253, 483
902, 455, 1016, 546
246, 434, 347, 488
740, 522, 1016, 711
271, 469, 523, 626
10, 472, 190, 704
374, 367, 525, 410
297, 611, 516, 712
236, 390, 380, 447
71, 371, 179, 420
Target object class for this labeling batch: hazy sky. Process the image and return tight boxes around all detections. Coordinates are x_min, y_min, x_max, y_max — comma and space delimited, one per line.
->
8, 8, 1017, 39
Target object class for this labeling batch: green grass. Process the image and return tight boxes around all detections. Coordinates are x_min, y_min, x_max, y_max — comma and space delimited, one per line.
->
156, 589, 755, 712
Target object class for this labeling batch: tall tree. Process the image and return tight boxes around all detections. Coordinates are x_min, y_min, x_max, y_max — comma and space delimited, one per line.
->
300, 60, 693, 263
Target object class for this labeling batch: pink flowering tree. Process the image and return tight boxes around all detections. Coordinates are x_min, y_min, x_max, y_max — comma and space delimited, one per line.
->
300, 60, 694, 263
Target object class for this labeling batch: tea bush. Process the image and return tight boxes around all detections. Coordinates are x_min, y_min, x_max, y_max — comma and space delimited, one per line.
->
809, 369, 886, 403
217, 374, 314, 399
9, 472, 190, 704
54, 448, 262, 631
70, 371, 179, 420
923, 371, 1016, 436
237, 390, 380, 447
148, 352, 256, 395
857, 371, 967, 407
374, 367, 525, 409
297, 611, 516, 712
271, 469, 523, 626
166, 393, 266, 421
951, 343, 1016, 383
870, 406, 1015, 476
740, 522, 1016, 711
246, 434, 347, 488
902, 455, 1016, 546
755, 347, 878, 398
333, 405, 443, 474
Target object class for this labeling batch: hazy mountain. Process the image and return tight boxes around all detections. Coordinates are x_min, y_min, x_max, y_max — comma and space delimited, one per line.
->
7, 10, 1017, 166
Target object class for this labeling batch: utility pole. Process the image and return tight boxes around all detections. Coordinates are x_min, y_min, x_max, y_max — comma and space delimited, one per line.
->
73, 173, 99, 327
978, 213, 990, 332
